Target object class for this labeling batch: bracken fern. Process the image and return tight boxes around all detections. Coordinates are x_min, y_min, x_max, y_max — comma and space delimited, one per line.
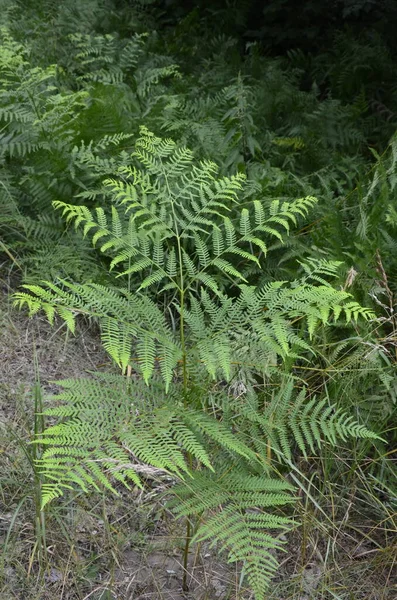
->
14, 128, 380, 598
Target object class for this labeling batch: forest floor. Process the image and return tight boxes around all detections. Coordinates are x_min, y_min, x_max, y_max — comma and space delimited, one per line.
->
0, 275, 395, 600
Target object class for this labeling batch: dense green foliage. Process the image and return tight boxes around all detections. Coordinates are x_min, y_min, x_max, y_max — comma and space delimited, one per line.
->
13, 129, 380, 596
1, 1, 396, 598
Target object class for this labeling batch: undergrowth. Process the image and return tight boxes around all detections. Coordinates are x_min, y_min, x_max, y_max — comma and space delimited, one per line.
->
0, 1, 396, 599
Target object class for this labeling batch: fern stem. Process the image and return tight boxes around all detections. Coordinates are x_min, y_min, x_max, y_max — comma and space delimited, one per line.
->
180, 270, 191, 590
32, 348, 47, 571
182, 517, 192, 592
162, 159, 192, 589
161, 155, 188, 391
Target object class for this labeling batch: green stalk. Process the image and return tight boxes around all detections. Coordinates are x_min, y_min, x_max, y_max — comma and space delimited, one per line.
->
171, 196, 191, 591
31, 349, 47, 572
182, 516, 192, 592
177, 243, 191, 592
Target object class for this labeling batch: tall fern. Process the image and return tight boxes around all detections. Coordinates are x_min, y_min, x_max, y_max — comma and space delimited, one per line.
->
14, 128, 380, 598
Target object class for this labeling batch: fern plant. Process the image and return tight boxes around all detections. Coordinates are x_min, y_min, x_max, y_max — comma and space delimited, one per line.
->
0, 20, 180, 284
15, 128, 380, 598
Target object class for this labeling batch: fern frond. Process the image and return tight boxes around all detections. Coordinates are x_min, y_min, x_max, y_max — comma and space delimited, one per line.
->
33, 374, 264, 506
172, 470, 295, 599
236, 377, 383, 462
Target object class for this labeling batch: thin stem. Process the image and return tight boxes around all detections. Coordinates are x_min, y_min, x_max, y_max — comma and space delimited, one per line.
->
32, 348, 47, 571
180, 265, 191, 591
179, 261, 192, 591
161, 159, 192, 590
182, 517, 192, 592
